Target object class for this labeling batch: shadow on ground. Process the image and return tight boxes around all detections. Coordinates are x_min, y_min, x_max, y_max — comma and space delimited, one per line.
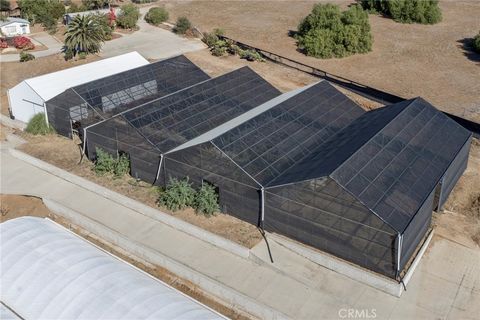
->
457, 38, 480, 63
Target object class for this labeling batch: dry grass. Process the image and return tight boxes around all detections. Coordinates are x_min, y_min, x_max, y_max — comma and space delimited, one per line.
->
164, 0, 480, 122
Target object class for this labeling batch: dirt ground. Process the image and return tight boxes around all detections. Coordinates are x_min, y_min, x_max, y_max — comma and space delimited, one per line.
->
0, 194, 50, 222
0, 194, 251, 320
164, 0, 480, 122
15, 131, 263, 248
441, 138, 480, 247
184, 49, 382, 109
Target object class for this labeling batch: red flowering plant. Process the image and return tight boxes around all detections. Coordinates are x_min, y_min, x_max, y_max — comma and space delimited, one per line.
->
0, 39, 8, 49
13, 36, 35, 50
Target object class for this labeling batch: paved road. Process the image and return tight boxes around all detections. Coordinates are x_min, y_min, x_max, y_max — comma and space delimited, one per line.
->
0, 8, 204, 63
1, 144, 479, 319
100, 7, 205, 59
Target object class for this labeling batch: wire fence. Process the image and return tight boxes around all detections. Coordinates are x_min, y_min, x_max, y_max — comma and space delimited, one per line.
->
219, 35, 480, 138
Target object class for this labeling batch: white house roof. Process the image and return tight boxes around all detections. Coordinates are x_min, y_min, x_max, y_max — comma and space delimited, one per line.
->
0, 217, 226, 320
0, 18, 29, 27
22, 51, 149, 101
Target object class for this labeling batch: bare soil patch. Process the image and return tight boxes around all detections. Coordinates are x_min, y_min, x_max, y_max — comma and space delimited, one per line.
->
0, 194, 251, 319
0, 194, 50, 222
438, 138, 480, 247
16, 131, 263, 248
165, 0, 480, 122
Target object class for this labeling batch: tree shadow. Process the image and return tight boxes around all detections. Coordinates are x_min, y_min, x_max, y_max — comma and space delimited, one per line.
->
457, 38, 480, 63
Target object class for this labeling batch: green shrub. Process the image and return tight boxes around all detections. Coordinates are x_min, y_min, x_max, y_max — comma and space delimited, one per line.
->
114, 153, 130, 177
117, 4, 140, 29
211, 45, 227, 56
239, 49, 265, 62
202, 32, 219, 47
94, 148, 130, 177
25, 113, 54, 135
19, 51, 35, 62
174, 16, 191, 34
360, 0, 442, 24
472, 31, 480, 53
296, 4, 372, 59
78, 51, 87, 59
94, 148, 116, 175
145, 7, 169, 25
158, 178, 196, 211
193, 183, 219, 216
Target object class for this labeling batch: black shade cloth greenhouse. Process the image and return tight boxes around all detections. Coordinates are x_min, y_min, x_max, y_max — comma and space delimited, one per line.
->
45, 55, 211, 138
165, 93, 471, 278
164, 81, 364, 224
85, 66, 281, 183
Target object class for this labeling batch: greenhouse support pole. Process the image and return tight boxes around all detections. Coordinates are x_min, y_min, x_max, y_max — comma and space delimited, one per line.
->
81, 128, 87, 155
260, 187, 265, 228
396, 233, 403, 280
154, 154, 164, 183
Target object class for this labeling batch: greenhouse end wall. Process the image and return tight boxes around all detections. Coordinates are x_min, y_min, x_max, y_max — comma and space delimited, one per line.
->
438, 135, 472, 209
164, 143, 262, 225
86, 116, 162, 184
265, 178, 398, 278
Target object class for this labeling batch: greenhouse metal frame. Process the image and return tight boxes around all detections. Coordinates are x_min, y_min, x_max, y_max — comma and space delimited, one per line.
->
45, 55, 211, 138
42, 56, 472, 280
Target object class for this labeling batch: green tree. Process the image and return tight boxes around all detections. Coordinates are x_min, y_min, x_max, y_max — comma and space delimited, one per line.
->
360, 0, 442, 24
174, 16, 191, 34
296, 4, 372, 59
64, 14, 106, 58
144, 7, 169, 26
116, 4, 140, 29
18, 0, 64, 33
0, 0, 10, 12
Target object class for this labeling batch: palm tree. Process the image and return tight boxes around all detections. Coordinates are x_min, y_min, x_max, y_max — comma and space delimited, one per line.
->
64, 14, 106, 57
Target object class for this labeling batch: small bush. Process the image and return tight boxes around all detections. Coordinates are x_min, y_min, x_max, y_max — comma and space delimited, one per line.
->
20, 51, 35, 62
211, 45, 226, 56
94, 148, 131, 177
13, 36, 35, 50
114, 153, 130, 177
63, 48, 74, 61
78, 51, 87, 59
473, 31, 480, 54
158, 178, 195, 211
296, 4, 372, 59
94, 148, 116, 175
117, 4, 140, 29
239, 49, 265, 62
193, 183, 219, 216
174, 16, 191, 34
360, 0, 442, 24
25, 113, 53, 135
145, 7, 169, 25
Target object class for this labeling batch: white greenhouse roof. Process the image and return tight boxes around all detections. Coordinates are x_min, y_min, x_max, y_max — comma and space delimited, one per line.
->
0, 217, 226, 320
22, 52, 149, 101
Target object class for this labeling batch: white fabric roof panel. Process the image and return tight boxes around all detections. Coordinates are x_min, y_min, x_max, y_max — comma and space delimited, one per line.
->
0, 217, 226, 320
23, 52, 150, 101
